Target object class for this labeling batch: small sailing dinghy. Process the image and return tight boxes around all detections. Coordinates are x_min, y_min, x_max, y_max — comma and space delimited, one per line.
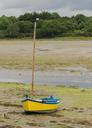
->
23, 95, 60, 113
22, 19, 61, 113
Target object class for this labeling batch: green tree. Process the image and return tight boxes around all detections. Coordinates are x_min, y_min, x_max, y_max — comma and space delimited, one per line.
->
0, 16, 10, 30
39, 20, 67, 37
8, 16, 17, 23
18, 12, 39, 22
39, 12, 60, 20
72, 14, 87, 30
18, 21, 33, 33
18, 13, 32, 21
6, 23, 19, 38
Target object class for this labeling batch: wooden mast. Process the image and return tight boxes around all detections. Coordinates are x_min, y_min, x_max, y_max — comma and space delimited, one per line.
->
32, 21, 36, 93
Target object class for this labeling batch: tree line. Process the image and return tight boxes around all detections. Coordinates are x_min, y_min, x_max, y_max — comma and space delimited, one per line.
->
0, 12, 92, 38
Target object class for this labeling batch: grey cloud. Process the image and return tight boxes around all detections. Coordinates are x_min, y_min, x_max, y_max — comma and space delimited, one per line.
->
0, 0, 92, 16
1, 0, 92, 10
0, 0, 63, 11
69, 0, 92, 10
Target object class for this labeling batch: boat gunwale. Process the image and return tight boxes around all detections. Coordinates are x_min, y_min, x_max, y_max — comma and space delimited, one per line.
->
22, 98, 60, 104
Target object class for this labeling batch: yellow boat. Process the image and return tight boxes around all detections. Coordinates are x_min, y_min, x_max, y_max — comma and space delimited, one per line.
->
23, 96, 60, 113
22, 22, 61, 113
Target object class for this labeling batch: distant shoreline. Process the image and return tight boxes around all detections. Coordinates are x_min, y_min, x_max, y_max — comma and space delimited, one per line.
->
0, 36, 92, 41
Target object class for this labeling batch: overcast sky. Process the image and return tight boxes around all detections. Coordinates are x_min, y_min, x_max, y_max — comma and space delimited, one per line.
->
0, 0, 92, 17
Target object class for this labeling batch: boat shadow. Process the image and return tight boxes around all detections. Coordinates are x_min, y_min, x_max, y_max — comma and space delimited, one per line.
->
22, 109, 59, 115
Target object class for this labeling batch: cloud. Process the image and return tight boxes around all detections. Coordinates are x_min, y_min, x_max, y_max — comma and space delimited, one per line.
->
1, 0, 92, 10
56, 8, 92, 17
0, 0, 92, 16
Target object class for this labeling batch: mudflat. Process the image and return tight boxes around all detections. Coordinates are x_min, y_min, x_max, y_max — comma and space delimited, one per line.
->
0, 83, 92, 128
0, 39, 92, 128
0, 39, 92, 70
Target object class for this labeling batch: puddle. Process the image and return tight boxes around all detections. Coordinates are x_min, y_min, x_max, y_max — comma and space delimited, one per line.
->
0, 68, 92, 88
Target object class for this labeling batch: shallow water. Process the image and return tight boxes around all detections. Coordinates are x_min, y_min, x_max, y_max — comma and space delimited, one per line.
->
0, 69, 92, 88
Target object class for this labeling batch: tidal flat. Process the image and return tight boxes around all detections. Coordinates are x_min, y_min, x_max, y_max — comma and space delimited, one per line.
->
0, 39, 92, 128
0, 39, 92, 70
0, 83, 92, 128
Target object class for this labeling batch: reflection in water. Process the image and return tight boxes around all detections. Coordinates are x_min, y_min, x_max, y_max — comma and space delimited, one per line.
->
0, 69, 92, 88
